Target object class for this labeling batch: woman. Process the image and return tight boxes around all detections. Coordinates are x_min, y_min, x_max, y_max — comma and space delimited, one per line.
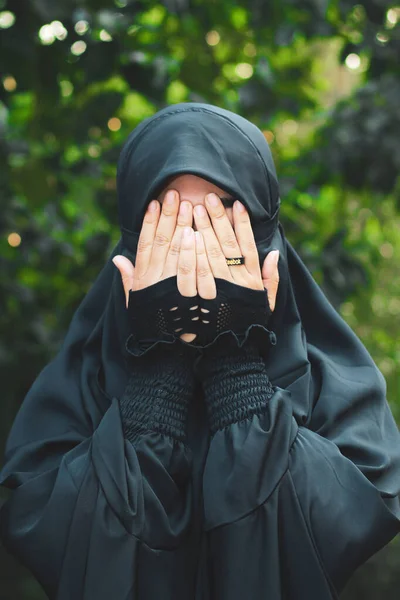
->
0, 103, 399, 600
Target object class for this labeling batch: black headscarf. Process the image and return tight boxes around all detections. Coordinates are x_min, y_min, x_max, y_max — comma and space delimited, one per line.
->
1, 103, 399, 598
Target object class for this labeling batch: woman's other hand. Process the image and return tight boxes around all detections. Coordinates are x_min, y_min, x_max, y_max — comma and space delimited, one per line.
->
192, 195, 279, 313
112, 191, 198, 342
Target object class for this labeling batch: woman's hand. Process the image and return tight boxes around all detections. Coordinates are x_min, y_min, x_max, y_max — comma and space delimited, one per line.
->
191, 194, 280, 312
112, 190, 198, 342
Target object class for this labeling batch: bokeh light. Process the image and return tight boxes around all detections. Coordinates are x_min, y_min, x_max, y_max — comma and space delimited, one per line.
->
88, 145, 100, 158
75, 20, 89, 35
71, 41, 87, 56
376, 32, 389, 44
386, 8, 400, 28
8, 233, 21, 247
38, 21, 67, 45
108, 117, 121, 131
345, 53, 361, 70
100, 29, 113, 42
206, 30, 220, 46
263, 130, 275, 144
380, 242, 394, 258
3, 76, 17, 92
235, 63, 253, 79
243, 42, 257, 57
282, 119, 299, 136
0, 11, 15, 28
60, 80, 73, 97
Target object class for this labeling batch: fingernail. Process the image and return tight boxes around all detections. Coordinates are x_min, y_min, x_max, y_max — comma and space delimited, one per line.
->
179, 201, 188, 215
206, 193, 219, 206
271, 250, 280, 262
148, 200, 158, 212
194, 204, 206, 217
165, 191, 176, 205
235, 200, 246, 212
112, 257, 118, 267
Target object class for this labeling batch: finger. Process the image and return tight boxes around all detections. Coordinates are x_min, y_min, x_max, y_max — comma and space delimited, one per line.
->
135, 199, 160, 279
177, 226, 197, 343
204, 193, 245, 282
148, 190, 179, 279
232, 200, 261, 279
112, 255, 135, 309
261, 251, 280, 313
163, 201, 193, 279
194, 231, 216, 300
192, 203, 232, 281
177, 226, 197, 298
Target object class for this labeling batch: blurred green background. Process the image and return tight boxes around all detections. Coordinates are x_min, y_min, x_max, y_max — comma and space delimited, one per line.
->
1, 0, 399, 598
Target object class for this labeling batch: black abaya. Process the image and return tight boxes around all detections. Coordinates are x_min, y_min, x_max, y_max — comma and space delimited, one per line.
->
1, 103, 399, 600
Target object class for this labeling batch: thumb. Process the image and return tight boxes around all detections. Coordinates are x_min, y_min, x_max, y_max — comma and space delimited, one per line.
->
261, 250, 280, 313
112, 255, 135, 309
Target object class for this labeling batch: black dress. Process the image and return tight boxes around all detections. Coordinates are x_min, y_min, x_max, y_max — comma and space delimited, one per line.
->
1, 317, 399, 600
1, 101, 400, 599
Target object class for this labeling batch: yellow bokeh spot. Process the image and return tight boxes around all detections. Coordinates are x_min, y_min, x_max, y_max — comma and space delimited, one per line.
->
282, 119, 299, 136
3, 76, 16, 91
60, 80, 73, 97
108, 117, 121, 131
235, 63, 253, 79
8, 232, 21, 247
263, 130, 275, 144
88, 145, 100, 158
206, 30, 220, 46
380, 242, 394, 258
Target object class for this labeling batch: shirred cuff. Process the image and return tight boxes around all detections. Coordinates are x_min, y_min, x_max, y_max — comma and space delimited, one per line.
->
194, 325, 276, 435
119, 339, 197, 444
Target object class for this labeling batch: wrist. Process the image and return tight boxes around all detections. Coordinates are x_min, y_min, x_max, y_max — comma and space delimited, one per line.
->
119, 339, 196, 443
194, 327, 275, 435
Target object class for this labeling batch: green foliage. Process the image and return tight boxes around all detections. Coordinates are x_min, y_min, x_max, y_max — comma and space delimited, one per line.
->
1, 0, 400, 597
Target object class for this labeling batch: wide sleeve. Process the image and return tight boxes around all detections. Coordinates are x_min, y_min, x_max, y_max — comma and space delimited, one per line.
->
195, 326, 400, 600
0, 339, 196, 600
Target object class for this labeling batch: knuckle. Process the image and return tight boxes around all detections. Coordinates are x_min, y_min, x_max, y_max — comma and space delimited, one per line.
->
154, 232, 171, 247
143, 213, 157, 224
244, 239, 257, 252
137, 238, 153, 253
222, 235, 238, 249
208, 245, 223, 259
178, 262, 193, 276
168, 241, 181, 256
162, 205, 177, 217
197, 265, 211, 279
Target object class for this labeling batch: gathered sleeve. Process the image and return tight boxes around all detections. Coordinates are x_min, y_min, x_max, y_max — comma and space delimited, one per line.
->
0, 339, 196, 600
195, 326, 400, 599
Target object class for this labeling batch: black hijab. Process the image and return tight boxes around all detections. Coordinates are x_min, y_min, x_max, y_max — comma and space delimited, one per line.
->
1, 103, 399, 597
